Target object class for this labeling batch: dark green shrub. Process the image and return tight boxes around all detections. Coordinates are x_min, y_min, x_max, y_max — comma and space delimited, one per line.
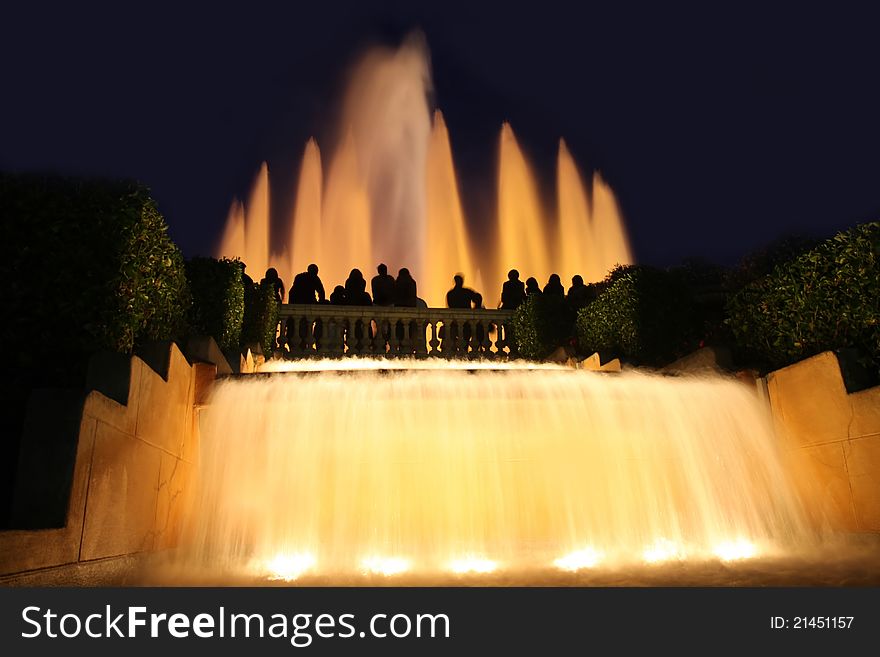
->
576, 265, 700, 366
0, 172, 189, 379
185, 257, 245, 351
241, 280, 279, 357
726, 222, 880, 374
512, 294, 575, 360
725, 233, 820, 292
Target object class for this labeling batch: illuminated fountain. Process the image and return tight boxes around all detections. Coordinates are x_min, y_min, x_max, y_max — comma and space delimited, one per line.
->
170, 363, 822, 583
216, 36, 632, 306
194, 35, 841, 587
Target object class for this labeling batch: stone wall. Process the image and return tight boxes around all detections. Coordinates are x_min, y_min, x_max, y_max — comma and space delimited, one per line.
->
766, 351, 880, 533
0, 343, 215, 577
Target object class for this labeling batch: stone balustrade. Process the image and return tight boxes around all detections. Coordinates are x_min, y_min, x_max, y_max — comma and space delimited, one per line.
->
276, 304, 518, 359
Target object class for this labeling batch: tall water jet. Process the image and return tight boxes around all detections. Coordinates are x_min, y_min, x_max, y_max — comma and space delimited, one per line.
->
424, 110, 476, 306
177, 366, 815, 581
557, 139, 603, 283
289, 138, 324, 281
321, 130, 372, 289
498, 123, 551, 296
215, 35, 636, 305
343, 32, 432, 281
216, 197, 245, 265
244, 162, 271, 279
591, 171, 633, 274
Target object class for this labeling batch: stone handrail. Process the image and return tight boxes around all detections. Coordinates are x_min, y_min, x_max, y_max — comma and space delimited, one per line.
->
276, 304, 518, 359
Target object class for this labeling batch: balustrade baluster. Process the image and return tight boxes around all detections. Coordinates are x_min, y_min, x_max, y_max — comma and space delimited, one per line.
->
415, 320, 428, 358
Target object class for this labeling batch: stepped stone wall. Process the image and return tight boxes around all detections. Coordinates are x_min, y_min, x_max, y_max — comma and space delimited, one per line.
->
766, 351, 880, 533
0, 343, 215, 577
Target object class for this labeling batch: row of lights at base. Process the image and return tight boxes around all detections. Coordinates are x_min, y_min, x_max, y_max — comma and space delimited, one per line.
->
263, 539, 758, 581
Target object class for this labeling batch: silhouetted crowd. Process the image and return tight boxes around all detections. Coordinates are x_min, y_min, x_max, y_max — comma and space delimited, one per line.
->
246, 263, 599, 354
254, 264, 595, 311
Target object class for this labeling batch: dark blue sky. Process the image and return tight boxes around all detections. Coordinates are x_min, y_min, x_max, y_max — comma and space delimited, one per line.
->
3, 1, 879, 268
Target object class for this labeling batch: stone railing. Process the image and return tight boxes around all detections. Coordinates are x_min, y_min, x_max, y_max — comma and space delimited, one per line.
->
276, 304, 518, 359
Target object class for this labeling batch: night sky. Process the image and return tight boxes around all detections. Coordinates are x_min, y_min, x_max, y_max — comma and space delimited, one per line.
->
3, 2, 879, 269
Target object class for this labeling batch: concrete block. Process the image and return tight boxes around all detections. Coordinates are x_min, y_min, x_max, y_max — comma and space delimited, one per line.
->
767, 352, 851, 448
193, 362, 217, 408
80, 422, 161, 561
185, 335, 233, 375
0, 414, 96, 575
154, 454, 194, 551
662, 346, 733, 374
579, 352, 621, 372
135, 345, 192, 458
850, 386, 880, 439
844, 435, 880, 531
788, 442, 858, 532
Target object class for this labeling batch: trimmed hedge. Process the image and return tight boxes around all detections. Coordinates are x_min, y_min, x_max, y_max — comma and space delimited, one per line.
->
241, 280, 279, 357
726, 222, 880, 374
185, 257, 245, 351
0, 173, 189, 378
725, 233, 820, 292
576, 265, 700, 366
511, 294, 575, 360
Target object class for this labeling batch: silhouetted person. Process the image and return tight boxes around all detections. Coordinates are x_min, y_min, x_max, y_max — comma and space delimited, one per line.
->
446, 274, 482, 309
393, 268, 418, 307
371, 263, 396, 306
391, 268, 418, 351
261, 267, 285, 305
329, 285, 347, 305
525, 277, 542, 297
240, 263, 254, 289
288, 264, 326, 350
442, 274, 484, 352
290, 263, 325, 304
567, 275, 591, 309
344, 268, 372, 306
500, 269, 526, 310
543, 273, 565, 297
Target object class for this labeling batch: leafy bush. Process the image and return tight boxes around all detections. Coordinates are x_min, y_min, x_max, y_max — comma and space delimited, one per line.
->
726, 222, 880, 374
725, 233, 819, 292
511, 294, 575, 360
185, 257, 245, 351
0, 172, 189, 379
241, 280, 279, 357
576, 265, 700, 366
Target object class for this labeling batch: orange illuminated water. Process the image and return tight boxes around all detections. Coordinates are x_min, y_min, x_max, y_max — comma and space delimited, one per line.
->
215, 37, 633, 306
169, 363, 827, 583
495, 122, 552, 299
287, 138, 323, 285
424, 110, 477, 307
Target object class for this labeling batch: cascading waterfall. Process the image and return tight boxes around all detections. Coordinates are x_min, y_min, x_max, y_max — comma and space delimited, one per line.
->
173, 364, 816, 582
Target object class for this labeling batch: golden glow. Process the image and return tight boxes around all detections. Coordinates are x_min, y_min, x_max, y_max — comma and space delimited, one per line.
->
320, 130, 373, 291
591, 170, 633, 274
713, 539, 758, 562
215, 39, 634, 306
360, 556, 411, 576
217, 198, 245, 263
424, 110, 476, 308
257, 357, 569, 373
288, 138, 323, 282
245, 163, 271, 284
449, 557, 497, 574
642, 539, 686, 564
554, 547, 604, 571
179, 366, 810, 581
496, 123, 550, 296
264, 552, 316, 581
